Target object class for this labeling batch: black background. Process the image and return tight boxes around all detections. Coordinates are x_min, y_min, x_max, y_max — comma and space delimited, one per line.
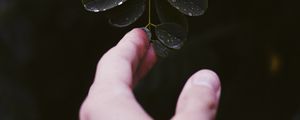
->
0, 0, 300, 120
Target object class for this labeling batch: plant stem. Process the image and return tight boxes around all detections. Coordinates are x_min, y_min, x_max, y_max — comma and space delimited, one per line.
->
145, 0, 157, 29
148, 0, 151, 25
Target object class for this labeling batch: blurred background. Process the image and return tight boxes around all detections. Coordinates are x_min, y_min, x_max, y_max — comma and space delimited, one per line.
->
1, 0, 300, 120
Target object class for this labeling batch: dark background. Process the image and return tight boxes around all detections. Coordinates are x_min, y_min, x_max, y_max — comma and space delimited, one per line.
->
1, 0, 300, 120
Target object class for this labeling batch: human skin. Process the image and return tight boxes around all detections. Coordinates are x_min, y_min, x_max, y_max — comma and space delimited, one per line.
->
79, 28, 221, 120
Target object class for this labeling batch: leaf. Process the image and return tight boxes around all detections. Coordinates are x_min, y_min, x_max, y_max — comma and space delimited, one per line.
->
151, 39, 171, 58
155, 23, 187, 50
107, 0, 146, 27
82, 0, 127, 12
167, 0, 208, 16
155, 0, 188, 29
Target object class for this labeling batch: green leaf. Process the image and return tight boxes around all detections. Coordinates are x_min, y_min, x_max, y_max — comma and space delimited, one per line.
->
167, 0, 208, 16
155, 23, 187, 50
155, 0, 188, 29
82, 0, 127, 12
152, 39, 171, 58
107, 0, 146, 27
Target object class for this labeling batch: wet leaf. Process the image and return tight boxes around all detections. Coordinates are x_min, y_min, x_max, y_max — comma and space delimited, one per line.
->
155, 0, 188, 28
82, 0, 127, 12
151, 39, 171, 58
81, 0, 207, 57
167, 0, 208, 16
107, 0, 146, 27
155, 23, 187, 50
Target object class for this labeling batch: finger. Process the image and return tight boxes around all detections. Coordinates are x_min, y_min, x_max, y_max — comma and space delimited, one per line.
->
133, 45, 157, 84
172, 69, 221, 120
80, 28, 155, 120
95, 28, 151, 88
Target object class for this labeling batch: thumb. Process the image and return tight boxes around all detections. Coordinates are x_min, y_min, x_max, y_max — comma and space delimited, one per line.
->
172, 69, 221, 120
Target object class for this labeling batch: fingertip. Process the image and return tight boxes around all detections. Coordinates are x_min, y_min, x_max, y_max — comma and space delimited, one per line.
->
133, 28, 151, 48
118, 28, 150, 48
191, 69, 221, 95
173, 69, 221, 120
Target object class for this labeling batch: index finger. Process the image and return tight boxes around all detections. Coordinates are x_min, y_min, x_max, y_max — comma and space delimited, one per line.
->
80, 28, 155, 120
96, 28, 151, 87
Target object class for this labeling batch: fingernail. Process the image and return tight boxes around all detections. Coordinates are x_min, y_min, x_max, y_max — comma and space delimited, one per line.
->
192, 70, 220, 92
140, 27, 152, 42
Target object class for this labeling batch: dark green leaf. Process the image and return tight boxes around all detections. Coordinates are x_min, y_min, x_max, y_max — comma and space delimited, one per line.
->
155, 0, 188, 29
155, 23, 187, 50
82, 0, 127, 12
107, 0, 146, 27
167, 0, 208, 16
152, 39, 171, 58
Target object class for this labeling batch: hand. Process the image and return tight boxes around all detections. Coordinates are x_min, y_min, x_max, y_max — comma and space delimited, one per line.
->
80, 28, 221, 120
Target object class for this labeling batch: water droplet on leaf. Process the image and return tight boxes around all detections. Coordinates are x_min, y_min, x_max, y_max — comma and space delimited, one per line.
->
155, 23, 187, 50
82, 0, 127, 12
167, 0, 207, 16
